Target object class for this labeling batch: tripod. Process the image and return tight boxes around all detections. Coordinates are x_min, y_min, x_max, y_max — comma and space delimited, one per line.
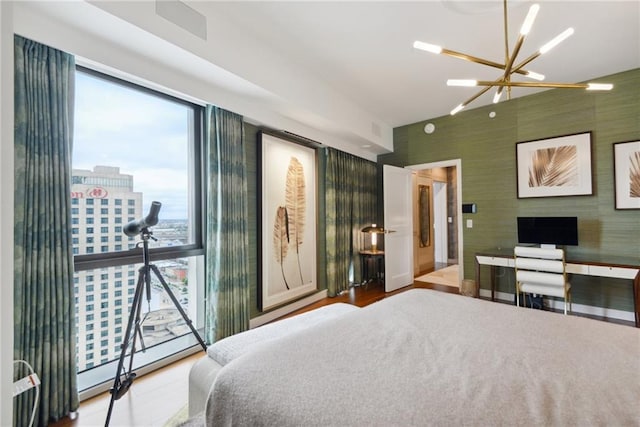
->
104, 228, 207, 426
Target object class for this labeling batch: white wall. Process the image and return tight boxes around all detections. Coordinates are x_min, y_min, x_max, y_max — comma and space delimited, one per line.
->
12, 1, 390, 161
0, 2, 14, 424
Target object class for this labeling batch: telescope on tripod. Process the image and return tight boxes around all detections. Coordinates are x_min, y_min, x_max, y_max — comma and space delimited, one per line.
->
104, 201, 207, 426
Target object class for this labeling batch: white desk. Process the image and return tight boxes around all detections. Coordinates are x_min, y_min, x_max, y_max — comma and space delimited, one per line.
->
475, 249, 640, 327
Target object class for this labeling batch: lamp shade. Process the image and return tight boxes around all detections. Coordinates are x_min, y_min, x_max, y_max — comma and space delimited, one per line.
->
361, 225, 385, 234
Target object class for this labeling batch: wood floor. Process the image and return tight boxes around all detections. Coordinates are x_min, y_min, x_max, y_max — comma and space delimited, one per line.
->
49, 280, 452, 427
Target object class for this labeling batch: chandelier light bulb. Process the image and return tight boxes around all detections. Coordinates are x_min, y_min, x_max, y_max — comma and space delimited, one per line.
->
540, 28, 574, 54
520, 4, 540, 35
587, 83, 614, 91
526, 71, 545, 81
493, 90, 503, 103
447, 79, 477, 87
413, 41, 443, 54
450, 104, 465, 115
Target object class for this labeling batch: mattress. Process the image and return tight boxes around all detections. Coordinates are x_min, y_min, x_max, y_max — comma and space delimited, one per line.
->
206, 289, 640, 426
188, 302, 359, 416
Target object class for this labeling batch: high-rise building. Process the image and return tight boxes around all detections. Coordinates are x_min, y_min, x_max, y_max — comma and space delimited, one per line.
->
71, 166, 142, 371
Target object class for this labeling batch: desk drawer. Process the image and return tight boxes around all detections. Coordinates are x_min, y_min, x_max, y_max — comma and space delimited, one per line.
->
589, 265, 638, 280
476, 256, 514, 268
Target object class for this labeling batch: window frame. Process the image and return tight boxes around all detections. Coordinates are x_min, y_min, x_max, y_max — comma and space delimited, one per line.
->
72, 65, 206, 272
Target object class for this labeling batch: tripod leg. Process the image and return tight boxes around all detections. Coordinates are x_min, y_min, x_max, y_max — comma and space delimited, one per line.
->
104, 266, 147, 426
150, 264, 207, 351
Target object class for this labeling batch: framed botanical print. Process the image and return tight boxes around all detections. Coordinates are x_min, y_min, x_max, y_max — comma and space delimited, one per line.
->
259, 132, 317, 310
516, 132, 593, 198
613, 140, 640, 209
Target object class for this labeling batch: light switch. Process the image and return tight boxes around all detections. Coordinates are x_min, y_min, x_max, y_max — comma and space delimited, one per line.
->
466, 219, 473, 228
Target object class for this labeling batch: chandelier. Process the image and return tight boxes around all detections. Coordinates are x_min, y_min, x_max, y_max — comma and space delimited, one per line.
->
413, 0, 613, 115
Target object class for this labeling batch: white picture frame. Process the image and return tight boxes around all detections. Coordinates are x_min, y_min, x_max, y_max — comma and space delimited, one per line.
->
613, 140, 640, 210
516, 132, 593, 198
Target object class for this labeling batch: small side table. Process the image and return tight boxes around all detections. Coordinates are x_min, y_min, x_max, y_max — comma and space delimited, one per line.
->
359, 250, 385, 287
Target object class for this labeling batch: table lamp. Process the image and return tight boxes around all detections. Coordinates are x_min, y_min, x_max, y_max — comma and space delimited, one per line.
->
361, 224, 385, 253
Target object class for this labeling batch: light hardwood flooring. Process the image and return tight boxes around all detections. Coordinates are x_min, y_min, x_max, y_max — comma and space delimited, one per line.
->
50, 351, 202, 427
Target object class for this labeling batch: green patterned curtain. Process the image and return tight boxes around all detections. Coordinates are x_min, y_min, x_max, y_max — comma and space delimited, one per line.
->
204, 105, 250, 343
13, 36, 78, 426
325, 148, 378, 296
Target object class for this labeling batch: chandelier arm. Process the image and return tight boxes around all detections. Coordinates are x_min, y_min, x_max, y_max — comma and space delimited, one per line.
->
503, 0, 510, 65
511, 51, 541, 75
477, 81, 589, 89
501, 33, 527, 82
439, 47, 531, 77
460, 85, 494, 107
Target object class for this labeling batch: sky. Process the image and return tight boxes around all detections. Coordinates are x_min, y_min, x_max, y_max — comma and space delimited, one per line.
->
73, 71, 191, 220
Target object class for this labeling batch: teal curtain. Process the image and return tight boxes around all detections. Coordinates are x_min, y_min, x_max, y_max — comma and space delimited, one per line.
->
204, 106, 250, 343
325, 148, 378, 296
13, 36, 78, 426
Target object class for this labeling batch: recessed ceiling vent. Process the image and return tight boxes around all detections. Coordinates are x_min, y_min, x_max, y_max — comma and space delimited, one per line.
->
155, 1, 207, 41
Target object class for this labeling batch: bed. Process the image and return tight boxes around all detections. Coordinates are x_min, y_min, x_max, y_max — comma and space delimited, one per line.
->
193, 289, 640, 425
188, 302, 360, 415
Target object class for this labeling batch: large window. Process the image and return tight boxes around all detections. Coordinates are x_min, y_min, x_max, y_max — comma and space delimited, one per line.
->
72, 68, 205, 393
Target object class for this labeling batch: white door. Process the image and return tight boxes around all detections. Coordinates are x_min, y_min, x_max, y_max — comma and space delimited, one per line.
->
433, 181, 448, 264
383, 165, 414, 292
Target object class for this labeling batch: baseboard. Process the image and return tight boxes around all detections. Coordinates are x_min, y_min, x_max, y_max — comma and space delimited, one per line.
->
479, 289, 635, 323
250, 290, 329, 328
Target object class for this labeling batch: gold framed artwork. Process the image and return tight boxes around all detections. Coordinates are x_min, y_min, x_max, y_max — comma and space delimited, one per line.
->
259, 132, 317, 310
613, 140, 640, 210
516, 132, 593, 198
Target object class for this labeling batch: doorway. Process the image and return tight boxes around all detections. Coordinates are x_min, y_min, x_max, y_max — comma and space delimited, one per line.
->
408, 160, 463, 285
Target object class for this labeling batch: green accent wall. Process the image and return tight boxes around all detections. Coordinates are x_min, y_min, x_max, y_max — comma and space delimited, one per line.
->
379, 68, 640, 312
244, 123, 260, 318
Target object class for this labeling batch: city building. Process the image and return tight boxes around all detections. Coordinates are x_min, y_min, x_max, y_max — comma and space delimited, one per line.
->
71, 165, 189, 371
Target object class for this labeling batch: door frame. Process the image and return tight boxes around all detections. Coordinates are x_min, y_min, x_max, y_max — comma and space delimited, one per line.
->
432, 181, 448, 264
406, 159, 463, 283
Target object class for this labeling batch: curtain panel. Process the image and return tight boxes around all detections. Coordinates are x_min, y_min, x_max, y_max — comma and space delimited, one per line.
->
204, 105, 250, 343
324, 148, 378, 296
13, 35, 78, 426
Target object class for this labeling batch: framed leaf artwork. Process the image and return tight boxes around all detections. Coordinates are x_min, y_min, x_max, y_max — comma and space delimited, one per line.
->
516, 132, 593, 198
259, 132, 317, 310
613, 140, 640, 209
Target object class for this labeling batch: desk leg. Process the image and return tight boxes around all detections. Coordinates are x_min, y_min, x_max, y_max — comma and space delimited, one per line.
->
475, 258, 481, 298
634, 273, 639, 328
474, 258, 498, 302
490, 265, 497, 302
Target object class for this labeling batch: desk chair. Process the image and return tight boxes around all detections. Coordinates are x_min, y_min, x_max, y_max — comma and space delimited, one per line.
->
514, 246, 572, 314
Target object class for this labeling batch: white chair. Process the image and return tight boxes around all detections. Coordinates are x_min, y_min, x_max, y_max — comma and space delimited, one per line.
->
514, 246, 571, 314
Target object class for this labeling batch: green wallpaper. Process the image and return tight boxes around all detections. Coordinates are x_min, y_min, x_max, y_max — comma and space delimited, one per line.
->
380, 68, 640, 312
244, 123, 260, 318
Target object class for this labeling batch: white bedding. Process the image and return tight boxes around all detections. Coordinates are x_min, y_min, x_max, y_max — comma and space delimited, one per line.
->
207, 302, 359, 366
206, 289, 640, 426
189, 302, 359, 416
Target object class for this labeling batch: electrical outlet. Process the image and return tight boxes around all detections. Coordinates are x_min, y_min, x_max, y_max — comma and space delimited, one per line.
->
13, 373, 40, 397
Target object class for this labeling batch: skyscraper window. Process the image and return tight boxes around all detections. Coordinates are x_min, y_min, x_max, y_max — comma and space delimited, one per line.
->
71, 67, 205, 392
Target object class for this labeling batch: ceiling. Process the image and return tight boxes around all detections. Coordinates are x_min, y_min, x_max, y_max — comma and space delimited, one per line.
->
18, 1, 640, 158
193, 1, 639, 125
